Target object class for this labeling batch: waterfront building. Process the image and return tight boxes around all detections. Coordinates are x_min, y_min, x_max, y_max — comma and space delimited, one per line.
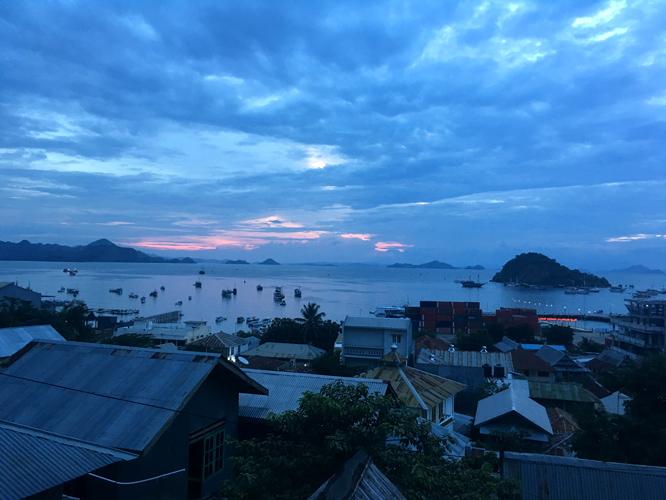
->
610, 298, 666, 358
341, 316, 412, 368
0, 281, 41, 309
115, 318, 211, 347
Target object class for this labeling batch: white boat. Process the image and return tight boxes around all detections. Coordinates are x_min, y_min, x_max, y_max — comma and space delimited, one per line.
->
215, 316, 227, 323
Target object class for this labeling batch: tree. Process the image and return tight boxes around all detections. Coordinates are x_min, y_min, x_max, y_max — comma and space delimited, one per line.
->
261, 318, 303, 344
542, 325, 574, 347
570, 353, 666, 466
221, 381, 519, 500
454, 328, 496, 352
300, 302, 325, 345
505, 323, 535, 344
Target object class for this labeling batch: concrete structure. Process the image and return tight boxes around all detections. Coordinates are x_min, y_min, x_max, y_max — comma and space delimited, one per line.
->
0, 282, 42, 309
341, 316, 412, 368
610, 298, 666, 358
115, 318, 211, 347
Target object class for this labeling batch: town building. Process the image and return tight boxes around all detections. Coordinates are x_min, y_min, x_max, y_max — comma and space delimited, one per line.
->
0, 340, 267, 499
361, 347, 465, 427
0, 281, 42, 309
242, 341, 326, 362
0, 325, 65, 359
341, 316, 412, 368
115, 318, 211, 347
535, 345, 589, 378
190, 331, 253, 360
610, 298, 666, 358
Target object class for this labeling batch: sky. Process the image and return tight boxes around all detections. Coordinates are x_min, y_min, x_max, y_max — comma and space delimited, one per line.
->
1, 0, 665, 270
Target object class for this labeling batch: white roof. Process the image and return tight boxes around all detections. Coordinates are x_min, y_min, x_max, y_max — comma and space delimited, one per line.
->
0, 325, 66, 357
475, 380, 553, 436
343, 316, 411, 330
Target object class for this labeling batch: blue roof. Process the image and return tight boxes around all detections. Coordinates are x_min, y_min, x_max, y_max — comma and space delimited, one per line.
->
0, 420, 136, 500
504, 452, 666, 500
0, 341, 266, 452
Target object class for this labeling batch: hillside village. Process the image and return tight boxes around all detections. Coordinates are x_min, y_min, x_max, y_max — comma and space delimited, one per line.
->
1, 280, 666, 499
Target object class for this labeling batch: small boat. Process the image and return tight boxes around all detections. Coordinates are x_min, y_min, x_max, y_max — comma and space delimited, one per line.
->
175, 300, 183, 306
66, 288, 79, 295
294, 288, 302, 297
237, 317, 245, 324
194, 281, 202, 288
128, 293, 138, 299
149, 290, 158, 297
109, 288, 123, 294
221, 289, 232, 297
68, 269, 78, 276
232, 287, 237, 295
140, 297, 146, 303
280, 300, 286, 306
160, 285, 165, 291
215, 316, 227, 323
188, 295, 192, 300
460, 280, 484, 288
610, 285, 625, 293
257, 284, 263, 291
199, 267, 205, 275
58, 287, 65, 293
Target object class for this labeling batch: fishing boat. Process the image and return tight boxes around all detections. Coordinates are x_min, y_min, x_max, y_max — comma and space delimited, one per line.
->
274, 286, 285, 301
215, 316, 227, 323
109, 288, 123, 294
175, 300, 183, 306
221, 289, 233, 297
149, 290, 158, 297
128, 293, 138, 299
294, 288, 302, 297
257, 284, 263, 291
460, 280, 484, 288
140, 297, 146, 303
160, 285, 166, 291
194, 281, 202, 288
237, 316, 245, 323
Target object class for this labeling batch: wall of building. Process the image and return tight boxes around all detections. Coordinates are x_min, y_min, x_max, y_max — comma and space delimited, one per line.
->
0, 283, 42, 309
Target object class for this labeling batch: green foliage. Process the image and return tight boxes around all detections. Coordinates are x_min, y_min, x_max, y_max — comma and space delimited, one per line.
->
261, 318, 304, 344
221, 381, 519, 500
505, 323, 535, 344
577, 337, 605, 353
103, 333, 156, 348
309, 350, 364, 377
542, 325, 574, 347
491, 252, 610, 287
570, 353, 666, 466
454, 328, 496, 352
413, 329, 436, 340
259, 306, 339, 351
0, 299, 95, 342
300, 302, 325, 345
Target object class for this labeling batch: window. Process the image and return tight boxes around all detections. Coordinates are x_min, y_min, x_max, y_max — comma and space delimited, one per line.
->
391, 334, 402, 344
203, 429, 225, 478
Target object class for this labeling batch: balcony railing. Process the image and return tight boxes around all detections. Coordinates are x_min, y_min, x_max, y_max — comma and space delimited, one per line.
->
612, 318, 665, 333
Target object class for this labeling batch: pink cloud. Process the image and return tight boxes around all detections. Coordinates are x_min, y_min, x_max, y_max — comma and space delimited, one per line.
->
374, 241, 413, 252
340, 233, 374, 241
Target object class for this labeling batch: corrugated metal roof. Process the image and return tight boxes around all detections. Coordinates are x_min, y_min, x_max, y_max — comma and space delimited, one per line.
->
361, 365, 465, 410
417, 349, 514, 369
528, 381, 601, 403
0, 325, 65, 358
0, 341, 265, 452
191, 332, 249, 349
242, 342, 326, 360
511, 349, 555, 372
240, 370, 391, 420
504, 451, 666, 500
0, 420, 136, 500
343, 316, 411, 330
536, 345, 566, 365
475, 380, 553, 435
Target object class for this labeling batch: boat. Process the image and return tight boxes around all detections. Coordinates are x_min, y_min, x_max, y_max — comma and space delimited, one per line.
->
140, 297, 146, 303
237, 317, 245, 324
58, 286, 65, 293
194, 281, 202, 288
564, 287, 589, 294
109, 288, 123, 294
175, 300, 183, 306
374, 306, 405, 318
280, 300, 286, 306
188, 295, 192, 300
294, 288, 302, 297
199, 267, 205, 275
232, 287, 237, 295
221, 289, 233, 297
66, 288, 79, 295
589, 287, 600, 293
64, 268, 78, 275
215, 316, 227, 323
160, 285, 165, 291
274, 286, 285, 301
460, 280, 484, 288
257, 284, 263, 291
610, 285, 625, 293
128, 293, 138, 299
149, 290, 158, 297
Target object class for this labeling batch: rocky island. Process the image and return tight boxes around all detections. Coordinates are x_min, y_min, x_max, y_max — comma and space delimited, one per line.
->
492, 252, 610, 287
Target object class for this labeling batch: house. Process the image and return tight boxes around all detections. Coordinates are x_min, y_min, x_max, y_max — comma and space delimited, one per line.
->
503, 451, 666, 500
0, 340, 267, 500
0, 420, 137, 500
242, 341, 326, 362
610, 298, 666, 358
341, 316, 412, 368
474, 380, 553, 443
0, 325, 65, 358
510, 349, 556, 381
415, 348, 513, 392
535, 345, 589, 378
585, 348, 628, 374
527, 380, 600, 413
115, 318, 211, 347
308, 450, 407, 500
361, 347, 465, 427
0, 281, 42, 309
190, 331, 252, 360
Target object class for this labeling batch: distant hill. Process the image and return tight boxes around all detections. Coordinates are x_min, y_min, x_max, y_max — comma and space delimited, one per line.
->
492, 252, 610, 287
225, 260, 250, 265
259, 258, 280, 265
612, 265, 665, 274
388, 260, 483, 270
465, 265, 485, 270
0, 239, 194, 264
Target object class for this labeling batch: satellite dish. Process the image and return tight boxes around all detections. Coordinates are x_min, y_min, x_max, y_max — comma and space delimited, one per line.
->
237, 356, 249, 365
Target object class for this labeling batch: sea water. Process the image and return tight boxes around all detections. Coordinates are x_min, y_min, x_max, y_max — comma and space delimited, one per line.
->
1, 261, 664, 331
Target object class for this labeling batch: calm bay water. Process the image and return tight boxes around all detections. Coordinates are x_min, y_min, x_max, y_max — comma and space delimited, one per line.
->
2, 261, 665, 331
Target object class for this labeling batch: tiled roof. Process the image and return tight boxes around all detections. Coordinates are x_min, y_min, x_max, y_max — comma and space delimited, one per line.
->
361, 365, 465, 410
414, 336, 450, 356
546, 407, 579, 434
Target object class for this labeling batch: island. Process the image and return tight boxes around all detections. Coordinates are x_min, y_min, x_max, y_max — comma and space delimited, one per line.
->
0, 239, 195, 264
224, 260, 250, 265
612, 265, 665, 274
258, 258, 280, 265
491, 252, 610, 287
388, 260, 484, 270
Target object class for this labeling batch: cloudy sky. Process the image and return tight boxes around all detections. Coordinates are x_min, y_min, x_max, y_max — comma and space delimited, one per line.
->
2, 1, 665, 269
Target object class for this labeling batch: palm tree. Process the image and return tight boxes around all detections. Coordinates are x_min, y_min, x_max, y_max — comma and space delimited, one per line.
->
300, 302, 326, 345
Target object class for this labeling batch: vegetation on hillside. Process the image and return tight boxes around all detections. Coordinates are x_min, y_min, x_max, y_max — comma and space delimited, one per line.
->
491, 252, 610, 287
